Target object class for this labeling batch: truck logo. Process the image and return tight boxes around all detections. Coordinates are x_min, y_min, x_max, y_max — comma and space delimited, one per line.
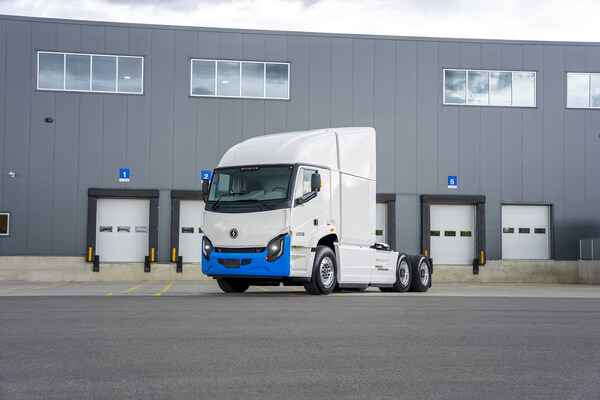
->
229, 228, 238, 239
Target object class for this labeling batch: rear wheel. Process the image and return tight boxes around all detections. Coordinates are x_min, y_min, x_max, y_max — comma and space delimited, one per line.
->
409, 255, 431, 292
304, 245, 337, 295
217, 278, 250, 293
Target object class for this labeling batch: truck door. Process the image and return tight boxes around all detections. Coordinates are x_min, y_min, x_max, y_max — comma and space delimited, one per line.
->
290, 168, 330, 248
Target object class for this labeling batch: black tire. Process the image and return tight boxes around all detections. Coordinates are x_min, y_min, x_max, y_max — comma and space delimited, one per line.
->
409, 255, 431, 293
217, 278, 250, 293
304, 245, 337, 295
390, 253, 411, 292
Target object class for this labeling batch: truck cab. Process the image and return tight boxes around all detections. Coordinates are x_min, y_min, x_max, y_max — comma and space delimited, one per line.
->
201, 128, 432, 295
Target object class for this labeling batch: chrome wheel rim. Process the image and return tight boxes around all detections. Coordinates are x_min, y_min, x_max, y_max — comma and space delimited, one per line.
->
419, 260, 430, 286
319, 256, 335, 288
399, 259, 410, 287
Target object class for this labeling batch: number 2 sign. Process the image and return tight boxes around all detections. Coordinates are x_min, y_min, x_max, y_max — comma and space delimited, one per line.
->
201, 170, 211, 181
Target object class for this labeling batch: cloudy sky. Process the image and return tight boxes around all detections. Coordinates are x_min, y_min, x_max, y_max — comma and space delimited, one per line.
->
1, 0, 599, 42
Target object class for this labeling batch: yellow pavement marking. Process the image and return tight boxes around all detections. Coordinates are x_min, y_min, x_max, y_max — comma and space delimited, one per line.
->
155, 281, 175, 296
332, 292, 342, 296
253, 286, 269, 292
0, 283, 66, 294
280, 286, 303, 296
106, 281, 155, 296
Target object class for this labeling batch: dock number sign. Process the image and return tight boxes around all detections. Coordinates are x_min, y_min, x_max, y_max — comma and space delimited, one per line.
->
201, 170, 211, 181
448, 176, 457, 189
119, 168, 130, 183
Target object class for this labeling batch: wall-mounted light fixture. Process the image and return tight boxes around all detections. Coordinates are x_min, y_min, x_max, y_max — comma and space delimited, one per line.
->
8, 171, 16, 178
44, 117, 53, 123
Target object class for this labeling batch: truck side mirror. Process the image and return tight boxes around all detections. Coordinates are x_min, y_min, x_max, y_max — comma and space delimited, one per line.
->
311, 173, 321, 192
202, 178, 210, 201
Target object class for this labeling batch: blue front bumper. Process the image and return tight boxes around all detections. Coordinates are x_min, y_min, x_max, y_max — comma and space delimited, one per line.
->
202, 236, 291, 277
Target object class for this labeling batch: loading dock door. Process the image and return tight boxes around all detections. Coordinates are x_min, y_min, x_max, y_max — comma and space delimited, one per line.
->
96, 198, 150, 262
375, 202, 387, 244
430, 204, 475, 265
502, 205, 550, 259
179, 200, 205, 263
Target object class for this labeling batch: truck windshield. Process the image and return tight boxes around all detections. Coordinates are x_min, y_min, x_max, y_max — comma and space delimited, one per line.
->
207, 165, 294, 205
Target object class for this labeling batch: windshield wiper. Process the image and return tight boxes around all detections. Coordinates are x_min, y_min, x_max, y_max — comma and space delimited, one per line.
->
211, 192, 238, 210
236, 198, 275, 210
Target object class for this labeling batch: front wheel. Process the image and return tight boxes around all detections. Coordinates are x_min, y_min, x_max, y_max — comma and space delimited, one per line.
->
304, 245, 337, 295
217, 278, 250, 293
409, 255, 431, 292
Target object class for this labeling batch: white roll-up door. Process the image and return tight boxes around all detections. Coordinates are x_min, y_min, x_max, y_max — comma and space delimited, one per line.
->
502, 205, 550, 260
96, 198, 150, 262
179, 200, 205, 263
430, 204, 475, 265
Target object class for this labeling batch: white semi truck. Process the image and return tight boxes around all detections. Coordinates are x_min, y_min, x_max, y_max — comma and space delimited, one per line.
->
201, 127, 432, 295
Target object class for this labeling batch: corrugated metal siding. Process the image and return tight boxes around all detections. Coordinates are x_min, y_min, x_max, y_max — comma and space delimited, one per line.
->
1, 15, 600, 261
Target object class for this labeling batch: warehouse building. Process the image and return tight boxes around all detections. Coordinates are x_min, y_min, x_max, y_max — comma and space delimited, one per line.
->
0, 14, 598, 282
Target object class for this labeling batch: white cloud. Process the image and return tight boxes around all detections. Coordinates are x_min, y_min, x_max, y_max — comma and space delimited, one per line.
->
1, 0, 600, 42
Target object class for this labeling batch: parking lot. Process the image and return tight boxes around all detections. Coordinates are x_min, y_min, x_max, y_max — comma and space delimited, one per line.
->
1, 282, 599, 399
1, 280, 600, 298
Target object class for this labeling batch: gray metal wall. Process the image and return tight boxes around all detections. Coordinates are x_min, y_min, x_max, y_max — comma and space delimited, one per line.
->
1, 15, 599, 261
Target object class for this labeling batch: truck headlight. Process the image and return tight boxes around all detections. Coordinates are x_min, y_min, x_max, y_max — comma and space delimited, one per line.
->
266, 236, 285, 262
202, 236, 213, 260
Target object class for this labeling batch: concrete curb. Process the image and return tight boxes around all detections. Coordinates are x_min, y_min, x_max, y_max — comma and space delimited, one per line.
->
0, 256, 598, 284
434, 260, 580, 284
0, 257, 213, 282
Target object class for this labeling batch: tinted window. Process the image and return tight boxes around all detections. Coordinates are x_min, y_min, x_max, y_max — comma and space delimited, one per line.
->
0, 213, 8, 235
66, 54, 90, 91
512, 72, 536, 106
266, 63, 289, 99
217, 61, 240, 96
242, 62, 264, 97
192, 60, 216, 95
468, 71, 488, 104
38, 52, 64, 89
444, 70, 466, 104
118, 57, 143, 93
92, 55, 117, 92
490, 71, 512, 105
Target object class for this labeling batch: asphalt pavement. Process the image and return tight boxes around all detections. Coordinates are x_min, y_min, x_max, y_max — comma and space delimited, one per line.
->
0, 282, 599, 399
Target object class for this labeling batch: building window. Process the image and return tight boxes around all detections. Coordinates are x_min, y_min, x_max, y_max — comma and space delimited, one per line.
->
37, 51, 144, 94
567, 73, 600, 108
191, 59, 290, 99
0, 213, 9, 236
443, 69, 536, 107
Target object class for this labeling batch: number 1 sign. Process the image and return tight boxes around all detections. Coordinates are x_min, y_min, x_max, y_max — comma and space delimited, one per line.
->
119, 168, 130, 183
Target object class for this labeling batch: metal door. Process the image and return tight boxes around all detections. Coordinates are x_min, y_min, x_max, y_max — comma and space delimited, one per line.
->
96, 198, 149, 262
375, 202, 387, 244
430, 204, 475, 265
179, 199, 205, 263
502, 205, 550, 259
